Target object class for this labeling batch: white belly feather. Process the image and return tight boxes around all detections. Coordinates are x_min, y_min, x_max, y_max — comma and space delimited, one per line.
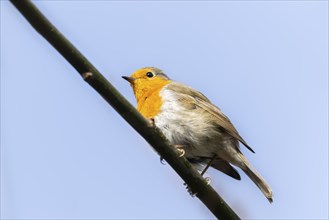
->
154, 85, 232, 159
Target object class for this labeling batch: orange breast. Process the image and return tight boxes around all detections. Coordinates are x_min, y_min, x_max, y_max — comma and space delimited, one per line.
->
132, 76, 171, 119
137, 86, 165, 118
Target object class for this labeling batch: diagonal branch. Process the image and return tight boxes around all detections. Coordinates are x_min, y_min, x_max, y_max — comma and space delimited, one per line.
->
9, 1, 240, 219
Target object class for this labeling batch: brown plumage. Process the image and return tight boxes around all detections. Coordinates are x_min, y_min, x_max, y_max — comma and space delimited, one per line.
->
123, 67, 273, 203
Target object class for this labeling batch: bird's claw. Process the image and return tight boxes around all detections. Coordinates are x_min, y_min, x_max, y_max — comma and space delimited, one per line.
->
204, 176, 211, 185
177, 148, 185, 157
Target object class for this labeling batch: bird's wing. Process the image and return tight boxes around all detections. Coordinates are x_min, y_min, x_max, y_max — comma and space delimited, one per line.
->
211, 158, 241, 180
167, 82, 255, 153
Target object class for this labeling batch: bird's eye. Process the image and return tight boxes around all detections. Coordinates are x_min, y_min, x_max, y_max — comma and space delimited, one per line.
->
146, 72, 154, 78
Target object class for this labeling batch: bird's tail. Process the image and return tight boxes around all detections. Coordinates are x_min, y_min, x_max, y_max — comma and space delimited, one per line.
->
238, 154, 273, 203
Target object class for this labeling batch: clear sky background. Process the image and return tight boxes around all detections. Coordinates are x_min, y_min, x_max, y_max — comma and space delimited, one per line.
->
1, 1, 328, 219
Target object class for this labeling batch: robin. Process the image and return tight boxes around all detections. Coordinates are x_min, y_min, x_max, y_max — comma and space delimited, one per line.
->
122, 67, 273, 203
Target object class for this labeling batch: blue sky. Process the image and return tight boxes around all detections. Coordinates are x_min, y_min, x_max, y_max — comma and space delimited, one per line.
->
1, 1, 328, 219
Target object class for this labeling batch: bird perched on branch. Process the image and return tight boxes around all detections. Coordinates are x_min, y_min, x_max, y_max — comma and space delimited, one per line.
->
122, 67, 273, 203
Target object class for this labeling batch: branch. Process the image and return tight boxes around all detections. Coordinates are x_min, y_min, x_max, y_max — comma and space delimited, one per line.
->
9, 1, 241, 219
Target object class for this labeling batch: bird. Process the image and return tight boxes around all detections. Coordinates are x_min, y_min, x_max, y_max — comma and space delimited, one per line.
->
122, 67, 273, 203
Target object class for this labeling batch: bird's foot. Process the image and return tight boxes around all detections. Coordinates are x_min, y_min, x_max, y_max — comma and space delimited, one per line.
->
176, 148, 185, 157
160, 157, 166, 165
173, 145, 187, 157
204, 176, 211, 185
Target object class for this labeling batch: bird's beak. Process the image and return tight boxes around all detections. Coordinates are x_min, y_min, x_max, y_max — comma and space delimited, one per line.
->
122, 76, 136, 84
